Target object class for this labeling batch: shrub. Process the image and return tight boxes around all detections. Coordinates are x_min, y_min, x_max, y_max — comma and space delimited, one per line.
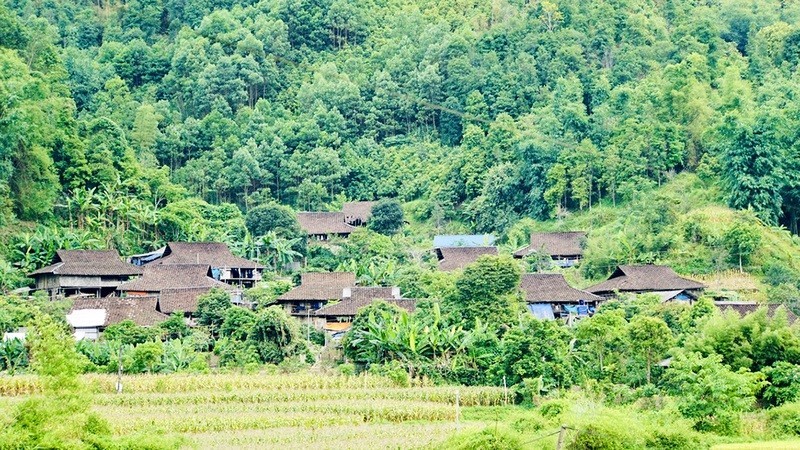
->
766, 402, 800, 436
539, 400, 567, 419
368, 361, 410, 387
645, 429, 705, 450
567, 424, 631, 450
435, 427, 522, 450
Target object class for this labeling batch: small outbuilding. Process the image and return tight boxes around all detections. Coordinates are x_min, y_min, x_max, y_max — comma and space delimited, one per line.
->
296, 212, 356, 241
29, 250, 142, 299
513, 232, 586, 267
520, 273, 604, 319
586, 265, 706, 301
275, 272, 357, 319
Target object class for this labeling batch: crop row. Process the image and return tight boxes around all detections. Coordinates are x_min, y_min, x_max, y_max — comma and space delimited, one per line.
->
0, 373, 430, 396
92, 386, 506, 407
100, 399, 454, 419
190, 422, 481, 449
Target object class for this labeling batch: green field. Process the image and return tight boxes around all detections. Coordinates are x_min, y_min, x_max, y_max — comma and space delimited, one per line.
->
0, 373, 527, 449
713, 442, 800, 450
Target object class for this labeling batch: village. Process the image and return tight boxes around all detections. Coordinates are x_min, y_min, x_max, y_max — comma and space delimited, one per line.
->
16, 200, 792, 342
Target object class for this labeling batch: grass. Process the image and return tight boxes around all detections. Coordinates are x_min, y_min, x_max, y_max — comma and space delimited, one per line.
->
713, 441, 800, 449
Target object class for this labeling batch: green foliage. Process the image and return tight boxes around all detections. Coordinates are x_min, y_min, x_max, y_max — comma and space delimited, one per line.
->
664, 351, 762, 435
220, 306, 257, 342
245, 202, 303, 241
445, 255, 522, 331
103, 320, 158, 346
435, 426, 522, 450
627, 316, 674, 385
763, 362, 800, 407
246, 306, 308, 364
196, 288, 232, 334
368, 199, 404, 235
766, 401, 800, 437
493, 318, 574, 389
158, 312, 191, 340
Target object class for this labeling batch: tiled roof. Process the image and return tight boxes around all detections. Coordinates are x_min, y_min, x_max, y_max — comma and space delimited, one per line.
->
296, 212, 356, 235
586, 265, 706, 294
29, 250, 143, 277
345, 286, 398, 300
157, 288, 217, 314
70, 297, 167, 327
438, 247, 498, 271
148, 242, 262, 269
514, 232, 586, 258
342, 201, 377, 224
716, 301, 798, 324
117, 264, 231, 292
433, 235, 496, 248
520, 274, 603, 302
276, 272, 357, 301
315, 298, 416, 317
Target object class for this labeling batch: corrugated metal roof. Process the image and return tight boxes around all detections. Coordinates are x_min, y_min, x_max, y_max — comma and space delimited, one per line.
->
433, 235, 496, 248
67, 309, 107, 328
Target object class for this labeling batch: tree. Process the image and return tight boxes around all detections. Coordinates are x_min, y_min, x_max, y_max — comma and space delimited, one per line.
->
245, 202, 303, 239
159, 312, 191, 340
445, 255, 522, 331
664, 351, 762, 435
196, 288, 232, 335
719, 115, 786, 224
368, 199, 404, 235
724, 216, 761, 272
493, 318, 574, 389
627, 316, 674, 384
246, 306, 307, 364
575, 309, 627, 377
220, 306, 257, 341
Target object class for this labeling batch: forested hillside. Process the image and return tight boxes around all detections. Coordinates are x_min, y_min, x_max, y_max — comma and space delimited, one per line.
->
2, 0, 800, 287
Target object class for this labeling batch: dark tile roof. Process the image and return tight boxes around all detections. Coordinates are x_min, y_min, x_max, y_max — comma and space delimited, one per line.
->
586, 265, 706, 294
344, 286, 398, 300
514, 232, 586, 258
342, 201, 377, 224
70, 297, 167, 327
147, 242, 262, 269
315, 298, 416, 317
297, 212, 356, 236
438, 247, 498, 271
157, 288, 217, 314
520, 274, 603, 303
276, 272, 357, 302
716, 302, 798, 324
117, 264, 231, 292
29, 250, 143, 277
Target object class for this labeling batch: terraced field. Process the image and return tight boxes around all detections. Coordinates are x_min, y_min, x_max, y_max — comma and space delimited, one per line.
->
0, 373, 507, 449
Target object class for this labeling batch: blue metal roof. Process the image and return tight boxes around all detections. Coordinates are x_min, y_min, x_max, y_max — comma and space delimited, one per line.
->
433, 235, 496, 248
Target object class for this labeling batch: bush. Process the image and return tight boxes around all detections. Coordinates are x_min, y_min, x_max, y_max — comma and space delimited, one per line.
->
434, 427, 522, 450
338, 362, 356, 376
568, 424, 632, 450
368, 361, 410, 387
645, 429, 705, 450
539, 400, 567, 419
766, 402, 800, 436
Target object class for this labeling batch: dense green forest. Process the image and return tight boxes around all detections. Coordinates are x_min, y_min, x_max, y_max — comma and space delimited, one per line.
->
3, 0, 800, 285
